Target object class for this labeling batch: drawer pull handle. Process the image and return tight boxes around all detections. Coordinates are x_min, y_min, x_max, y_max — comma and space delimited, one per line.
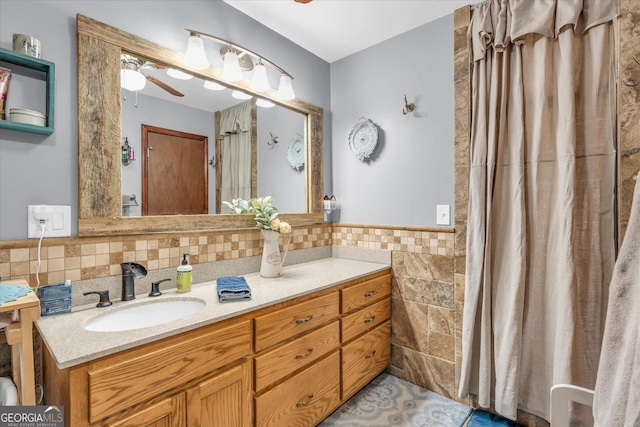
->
296, 394, 314, 407
365, 350, 376, 359
295, 315, 314, 324
295, 348, 314, 359
364, 290, 376, 298
364, 316, 376, 324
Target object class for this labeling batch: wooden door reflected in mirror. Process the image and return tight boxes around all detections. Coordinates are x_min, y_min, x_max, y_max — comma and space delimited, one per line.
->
141, 125, 208, 216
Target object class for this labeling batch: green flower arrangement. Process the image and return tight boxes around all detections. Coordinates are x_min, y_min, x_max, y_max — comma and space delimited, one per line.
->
223, 196, 291, 233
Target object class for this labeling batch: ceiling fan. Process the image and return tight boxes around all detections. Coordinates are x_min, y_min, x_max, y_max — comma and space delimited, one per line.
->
120, 54, 184, 97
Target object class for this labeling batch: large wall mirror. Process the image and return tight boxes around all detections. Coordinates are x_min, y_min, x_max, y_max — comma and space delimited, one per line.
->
77, 14, 323, 236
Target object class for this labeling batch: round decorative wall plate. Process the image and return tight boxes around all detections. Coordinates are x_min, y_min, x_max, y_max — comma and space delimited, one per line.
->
348, 117, 378, 161
287, 133, 305, 170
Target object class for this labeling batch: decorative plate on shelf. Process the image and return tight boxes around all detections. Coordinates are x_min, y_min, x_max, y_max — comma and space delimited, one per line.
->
287, 133, 305, 170
348, 117, 378, 161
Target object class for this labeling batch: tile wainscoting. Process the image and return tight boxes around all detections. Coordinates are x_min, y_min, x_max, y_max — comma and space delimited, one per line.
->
0, 225, 332, 287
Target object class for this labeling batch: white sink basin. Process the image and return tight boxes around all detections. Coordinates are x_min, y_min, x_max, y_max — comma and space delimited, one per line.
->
84, 299, 206, 332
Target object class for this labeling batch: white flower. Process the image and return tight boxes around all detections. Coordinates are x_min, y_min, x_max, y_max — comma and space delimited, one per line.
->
269, 218, 281, 231
279, 221, 291, 234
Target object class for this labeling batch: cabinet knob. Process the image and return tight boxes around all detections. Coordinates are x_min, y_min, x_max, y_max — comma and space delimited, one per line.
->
364, 290, 376, 298
364, 316, 376, 324
365, 350, 377, 359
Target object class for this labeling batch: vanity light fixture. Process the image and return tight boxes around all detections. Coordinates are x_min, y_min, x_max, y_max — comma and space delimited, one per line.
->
232, 90, 252, 100
204, 80, 226, 91
183, 33, 210, 70
167, 68, 193, 80
256, 99, 275, 108
182, 28, 295, 100
250, 60, 271, 92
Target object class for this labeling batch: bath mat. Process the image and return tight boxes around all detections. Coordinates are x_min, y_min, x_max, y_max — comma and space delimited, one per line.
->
319, 372, 473, 426
467, 409, 524, 426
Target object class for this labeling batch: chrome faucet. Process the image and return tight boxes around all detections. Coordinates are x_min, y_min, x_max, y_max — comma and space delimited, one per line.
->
120, 262, 147, 301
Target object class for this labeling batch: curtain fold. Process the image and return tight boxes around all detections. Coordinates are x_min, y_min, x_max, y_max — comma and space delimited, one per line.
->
219, 101, 252, 208
459, 0, 617, 421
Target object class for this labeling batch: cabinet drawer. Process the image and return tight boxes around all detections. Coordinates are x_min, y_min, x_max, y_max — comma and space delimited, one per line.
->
255, 321, 340, 392
87, 320, 252, 423
340, 274, 390, 314
341, 298, 390, 343
254, 292, 339, 352
255, 351, 340, 427
341, 321, 391, 400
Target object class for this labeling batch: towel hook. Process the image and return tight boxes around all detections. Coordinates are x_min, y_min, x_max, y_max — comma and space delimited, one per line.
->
402, 94, 415, 115
623, 55, 640, 87
268, 132, 279, 147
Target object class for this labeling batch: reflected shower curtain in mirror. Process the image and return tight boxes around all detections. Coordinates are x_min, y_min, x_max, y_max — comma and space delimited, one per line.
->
458, 0, 617, 422
220, 100, 252, 208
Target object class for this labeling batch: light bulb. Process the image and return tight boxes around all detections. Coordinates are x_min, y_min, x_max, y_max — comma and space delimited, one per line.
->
184, 34, 210, 70
221, 50, 244, 82
232, 90, 252, 100
120, 69, 146, 91
167, 68, 193, 80
256, 99, 275, 108
204, 80, 226, 91
250, 62, 271, 93
276, 74, 295, 101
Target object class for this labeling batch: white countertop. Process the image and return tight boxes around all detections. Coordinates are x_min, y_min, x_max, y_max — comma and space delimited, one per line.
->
36, 257, 390, 369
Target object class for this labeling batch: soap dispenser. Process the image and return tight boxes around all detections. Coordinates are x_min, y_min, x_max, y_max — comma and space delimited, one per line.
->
177, 253, 192, 293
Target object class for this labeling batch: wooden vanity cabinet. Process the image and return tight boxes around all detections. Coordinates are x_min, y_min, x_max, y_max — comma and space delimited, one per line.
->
42, 269, 391, 427
43, 317, 253, 427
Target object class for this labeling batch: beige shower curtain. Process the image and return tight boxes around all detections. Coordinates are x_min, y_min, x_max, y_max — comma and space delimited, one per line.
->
219, 100, 253, 208
458, 0, 618, 421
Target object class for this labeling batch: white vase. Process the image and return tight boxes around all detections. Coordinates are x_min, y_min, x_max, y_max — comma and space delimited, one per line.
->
260, 229, 288, 278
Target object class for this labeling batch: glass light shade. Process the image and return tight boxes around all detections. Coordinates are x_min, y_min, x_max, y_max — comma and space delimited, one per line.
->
221, 51, 245, 82
256, 99, 275, 108
184, 35, 210, 70
204, 80, 226, 91
167, 68, 193, 80
232, 90, 252, 100
250, 63, 271, 92
276, 74, 295, 101
120, 69, 146, 92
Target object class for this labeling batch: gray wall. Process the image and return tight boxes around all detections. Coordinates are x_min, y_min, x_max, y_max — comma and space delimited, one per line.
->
257, 106, 306, 213
0, 0, 331, 240
330, 15, 454, 227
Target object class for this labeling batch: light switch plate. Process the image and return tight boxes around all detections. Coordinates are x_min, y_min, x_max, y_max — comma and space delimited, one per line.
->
436, 205, 450, 226
28, 205, 71, 238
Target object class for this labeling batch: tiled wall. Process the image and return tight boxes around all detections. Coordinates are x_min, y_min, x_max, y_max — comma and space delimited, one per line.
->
0, 225, 332, 286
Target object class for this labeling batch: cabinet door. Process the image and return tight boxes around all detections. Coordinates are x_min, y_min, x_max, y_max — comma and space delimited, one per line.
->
186, 360, 252, 427
341, 321, 391, 400
108, 393, 185, 427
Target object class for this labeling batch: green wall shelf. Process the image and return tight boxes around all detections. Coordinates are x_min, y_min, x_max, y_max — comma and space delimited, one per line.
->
0, 48, 55, 136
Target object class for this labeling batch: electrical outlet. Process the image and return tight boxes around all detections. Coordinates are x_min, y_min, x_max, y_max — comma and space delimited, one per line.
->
28, 205, 71, 238
436, 205, 450, 226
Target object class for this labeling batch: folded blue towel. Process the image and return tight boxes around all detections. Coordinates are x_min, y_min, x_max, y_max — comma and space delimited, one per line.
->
217, 276, 251, 303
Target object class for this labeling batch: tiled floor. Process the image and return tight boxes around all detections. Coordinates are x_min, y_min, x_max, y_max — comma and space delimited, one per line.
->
320, 373, 473, 427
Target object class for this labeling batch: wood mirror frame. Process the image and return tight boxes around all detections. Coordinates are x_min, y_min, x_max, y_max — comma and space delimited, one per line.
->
77, 14, 324, 236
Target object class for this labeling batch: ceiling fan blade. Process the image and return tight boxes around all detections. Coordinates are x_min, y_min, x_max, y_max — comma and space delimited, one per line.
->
142, 73, 184, 97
